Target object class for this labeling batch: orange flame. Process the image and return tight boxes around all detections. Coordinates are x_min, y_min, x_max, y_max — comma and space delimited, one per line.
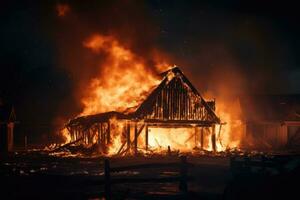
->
61, 128, 71, 144
81, 34, 164, 115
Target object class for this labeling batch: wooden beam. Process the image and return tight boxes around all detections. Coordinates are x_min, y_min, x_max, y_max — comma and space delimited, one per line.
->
107, 121, 111, 144
97, 123, 101, 145
127, 122, 130, 151
51, 137, 84, 152
117, 142, 126, 155
194, 127, 197, 148
200, 128, 204, 149
211, 125, 216, 152
145, 124, 148, 151
134, 123, 138, 155
145, 119, 215, 126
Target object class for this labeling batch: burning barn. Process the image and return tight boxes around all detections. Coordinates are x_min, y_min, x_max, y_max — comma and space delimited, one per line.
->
65, 67, 221, 155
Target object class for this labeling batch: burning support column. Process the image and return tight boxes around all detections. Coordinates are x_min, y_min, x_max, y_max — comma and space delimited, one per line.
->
211, 125, 216, 152
145, 124, 149, 151
200, 128, 204, 150
126, 122, 130, 152
134, 122, 138, 155
107, 121, 111, 144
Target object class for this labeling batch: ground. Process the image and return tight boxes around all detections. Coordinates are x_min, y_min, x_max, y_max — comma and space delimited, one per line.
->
0, 151, 299, 199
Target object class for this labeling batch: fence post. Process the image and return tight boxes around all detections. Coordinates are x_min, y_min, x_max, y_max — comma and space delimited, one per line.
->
104, 159, 111, 200
179, 156, 188, 193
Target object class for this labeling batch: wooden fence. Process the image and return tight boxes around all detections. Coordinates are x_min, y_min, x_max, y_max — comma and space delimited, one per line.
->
230, 155, 288, 175
103, 156, 191, 200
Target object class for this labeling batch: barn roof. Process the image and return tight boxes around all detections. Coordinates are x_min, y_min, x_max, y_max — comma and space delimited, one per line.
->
134, 66, 220, 123
67, 66, 220, 128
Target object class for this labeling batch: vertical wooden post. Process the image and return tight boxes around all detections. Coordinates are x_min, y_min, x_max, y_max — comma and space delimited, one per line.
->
179, 156, 188, 193
127, 122, 131, 151
134, 122, 138, 155
104, 159, 111, 200
211, 125, 216, 152
194, 127, 197, 148
87, 130, 90, 144
200, 128, 204, 150
145, 124, 148, 151
97, 124, 101, 145
101, 123, 106, 147
107, 122, 111, 144
24, 135, 27, 151
7, 122, 14, 152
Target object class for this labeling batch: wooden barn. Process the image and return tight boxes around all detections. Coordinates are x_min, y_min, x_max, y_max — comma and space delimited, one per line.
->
239, 95, 300, 150
65, 67, 220, 154
0, 102, 16, 153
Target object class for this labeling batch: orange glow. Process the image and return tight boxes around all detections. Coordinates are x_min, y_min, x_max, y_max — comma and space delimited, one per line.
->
56, 3, 70, 17
204, 93, 244, 151
61, 128, 71, 144
147, 128, 196, 152
107, 118, 125, 155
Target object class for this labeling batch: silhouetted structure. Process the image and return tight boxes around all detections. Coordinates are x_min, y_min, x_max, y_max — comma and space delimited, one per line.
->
240, 95, 300, 150
0, 101, 16, 152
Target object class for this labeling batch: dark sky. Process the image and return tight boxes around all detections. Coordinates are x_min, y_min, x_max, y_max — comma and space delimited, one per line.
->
0, 0, 299, 143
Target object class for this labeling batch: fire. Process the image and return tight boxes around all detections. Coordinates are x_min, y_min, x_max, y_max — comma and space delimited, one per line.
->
212, 96, 244, 151
107, 118, 125, 155
80, 34, 163, 115
147, 128, 196, 152
60, 33, 245, 155
61, 128, 71, 144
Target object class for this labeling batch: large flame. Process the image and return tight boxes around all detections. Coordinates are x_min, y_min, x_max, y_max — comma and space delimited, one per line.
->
212, 96, 244, 151
80, 34, 163, 115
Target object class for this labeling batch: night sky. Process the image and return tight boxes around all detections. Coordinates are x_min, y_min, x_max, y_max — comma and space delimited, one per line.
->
1, 0, 299, 144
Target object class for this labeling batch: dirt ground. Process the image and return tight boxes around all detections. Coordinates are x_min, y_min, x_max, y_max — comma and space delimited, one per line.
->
0, 151, 299, 199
